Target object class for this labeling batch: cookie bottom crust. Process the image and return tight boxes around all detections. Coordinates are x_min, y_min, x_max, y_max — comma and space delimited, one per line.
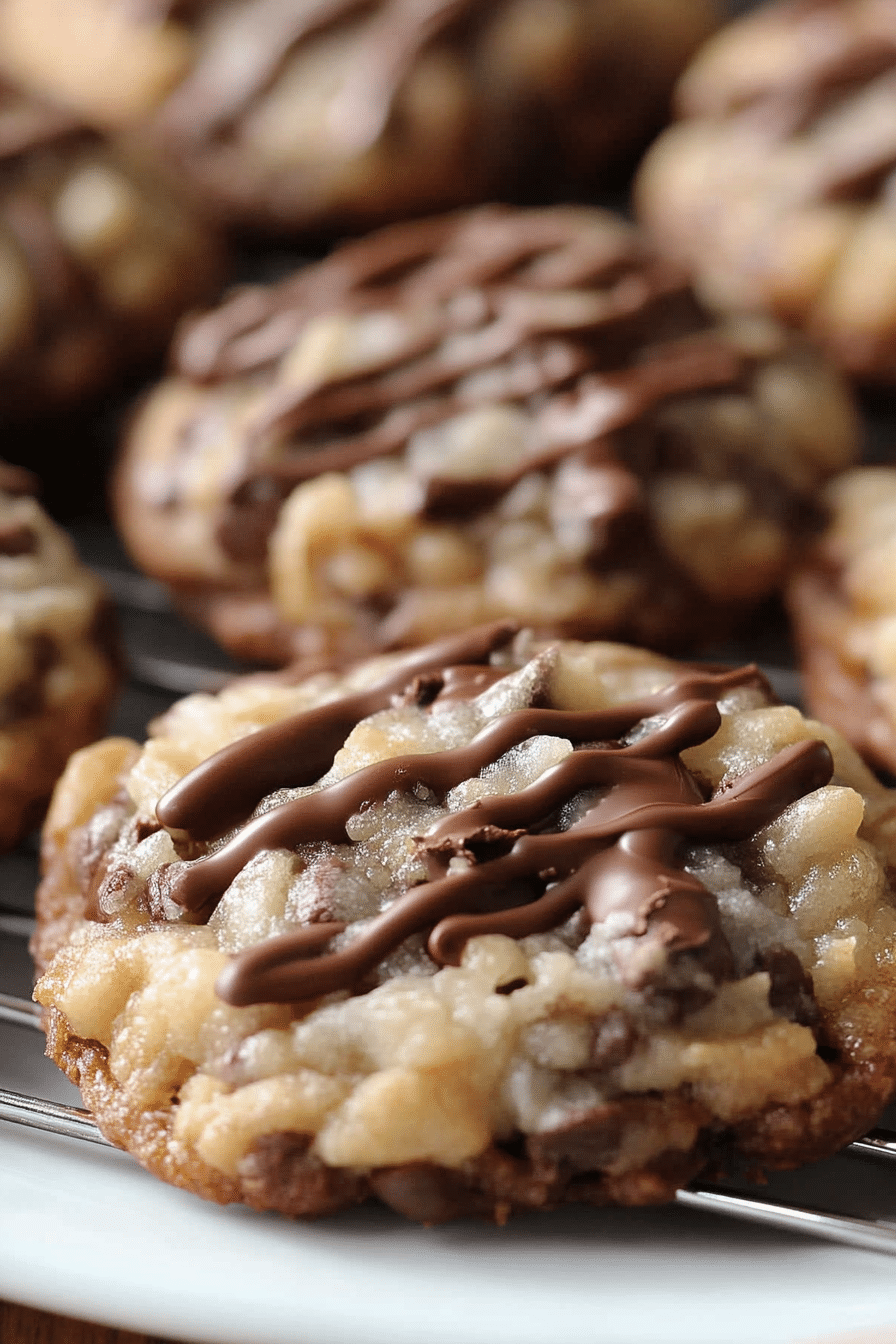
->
42, 990, 896, 1226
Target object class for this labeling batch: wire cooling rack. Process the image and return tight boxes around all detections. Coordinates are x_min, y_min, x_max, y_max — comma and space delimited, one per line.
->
3, 536, 896, 1261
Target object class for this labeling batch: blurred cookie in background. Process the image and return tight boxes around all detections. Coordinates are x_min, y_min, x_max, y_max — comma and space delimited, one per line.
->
636, 0, 896, 383
113, 205, 859, 667
0, 79, 225, 417
0, 460, 120, 849
0, 0, 718, 235
789, 465, 896, 776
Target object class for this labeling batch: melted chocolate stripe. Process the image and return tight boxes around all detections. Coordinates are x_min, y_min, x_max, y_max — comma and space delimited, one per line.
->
744, 31, 896, 143
154, 699, 715, 914
144, 629, 829, 1009
422, 700, 721, 855
157, 660, 764, 849
317, 210, 646, 310
123, 1, 215, 18
157, 0, 491, 177
248, 265, 689, 450
326, 0, 472, 156
428, 878, 586, 966
714, 15, 896, 202
174, 209, 656, 383
165, 0, 375, 139
242, 400, 455, 491
235, 336, 744, 510
245, 282, 698, 473
156, 620, 518, 838
427, 842, 722, 968
174, 206, 750, 570
215, 736, 832, 1005
156, 668, 761, 904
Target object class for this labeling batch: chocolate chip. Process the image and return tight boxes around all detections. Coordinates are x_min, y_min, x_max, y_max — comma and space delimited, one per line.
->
240, 1132, 367, 1217
370, 1163, 488, 1223
527, 1102, 628, 1171
755, 946, 820, 1028
423, 823, 526, 869
495, 977, 529, 995
392, 672, 443, 708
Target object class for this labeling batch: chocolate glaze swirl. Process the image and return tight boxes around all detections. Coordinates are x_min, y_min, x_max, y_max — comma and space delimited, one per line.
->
137, 627, 835, 1007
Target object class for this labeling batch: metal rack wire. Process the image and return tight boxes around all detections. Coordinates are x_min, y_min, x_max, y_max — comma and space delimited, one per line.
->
3, 554, 896, 1255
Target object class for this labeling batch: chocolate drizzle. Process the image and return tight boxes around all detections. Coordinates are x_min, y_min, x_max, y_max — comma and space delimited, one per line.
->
159, 0, 477, 150
139, 629, 835, 1007
169, 207, 748, 566
694, 3, 896, 203
176, 209, 693, 384
157, 620, 518, 840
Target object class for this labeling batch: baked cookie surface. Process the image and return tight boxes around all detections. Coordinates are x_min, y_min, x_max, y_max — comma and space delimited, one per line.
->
113, 205, 858, 665
636, 0, 896, 382
0, 80, 223, 414
0, 0, 717, 233
0, 462, 120, 849
33, 625, 896, 1221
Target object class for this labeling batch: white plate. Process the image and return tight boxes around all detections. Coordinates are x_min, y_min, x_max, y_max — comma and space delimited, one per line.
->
4, 1007, 896, 1344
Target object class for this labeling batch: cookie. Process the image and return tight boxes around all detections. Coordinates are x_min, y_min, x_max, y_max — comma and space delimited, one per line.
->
0, 79, 223, 414
112, 205, 858, 666
0, 0, 717, 234
788, 466, 896, 776
636, 0, 896, 382
0, 461, 119, 849
33, 623, 896, 1222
